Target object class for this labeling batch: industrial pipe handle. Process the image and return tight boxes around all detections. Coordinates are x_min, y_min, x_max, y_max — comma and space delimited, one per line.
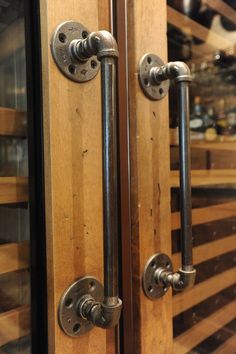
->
51, 21, 122, 336
139, 54, 196, 299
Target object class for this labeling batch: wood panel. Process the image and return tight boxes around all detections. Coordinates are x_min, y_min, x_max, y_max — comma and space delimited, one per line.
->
40, 0, 114, 353
0, 306, 30, 347
0, 177, 28, 204
173, 234, 236, 269
172, 202, 236, 230
127, 1, 172, 353
171, 169, 236, 187
167, 6, 233, 51
173, 268, 236, 316
174, 300, 236, 354
0, 107, 26, 137
213, 333, 236, 354
0, 242, 29, 276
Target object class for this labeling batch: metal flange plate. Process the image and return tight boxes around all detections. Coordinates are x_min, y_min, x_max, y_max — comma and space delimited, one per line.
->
51, 21, 100, 82
58, 276, 103, 337
143, 253, 173, 299
138, 53, 169, 100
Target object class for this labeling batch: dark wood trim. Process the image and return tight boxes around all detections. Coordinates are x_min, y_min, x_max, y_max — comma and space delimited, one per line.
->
111, 1, 134, 353
24, 0, 48, 352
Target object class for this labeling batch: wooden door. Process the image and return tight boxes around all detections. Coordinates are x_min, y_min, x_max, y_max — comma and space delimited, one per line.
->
40, 0, 118, 353
123, 1, 236, 353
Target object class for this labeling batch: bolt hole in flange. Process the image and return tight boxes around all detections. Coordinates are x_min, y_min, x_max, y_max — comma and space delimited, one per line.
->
58, 32, 67, 43
68, 64, 76, 75
73, 323, 81, 334
65, 298, 73, 309
91, 60, 98, 69
82, 30, 88, 39
147, 56, 152, 64
89, 281, 96, 291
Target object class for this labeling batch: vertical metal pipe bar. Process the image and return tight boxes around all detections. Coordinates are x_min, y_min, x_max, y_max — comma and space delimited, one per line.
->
178, 81, 193, 270
101, 57, 119, 305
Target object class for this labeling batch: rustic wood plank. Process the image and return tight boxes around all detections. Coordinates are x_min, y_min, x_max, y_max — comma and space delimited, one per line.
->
173, 268, 236, 316
0, 242, 29, 276
213, 333, 236, 354
0, 306, 30, 347
171, 170, 236, 187
172, 202, 236, 230
40, 0, 115, 352
127, 1, 172, 353
167, 6, 233, 51
191, 142, 236, 151
174, 301, 236, 354
173, 234, 236, 269
0, 107, 26, 137
205, 0, 236, 25
0, 177, 28, 204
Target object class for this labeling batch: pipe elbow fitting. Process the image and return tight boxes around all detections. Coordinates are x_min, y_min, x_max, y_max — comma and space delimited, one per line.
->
89, 31, 119, 60
165, 61, 192, 83
151, 61, 192, 85
72, 30, 118, 61
89, 299, 122, 329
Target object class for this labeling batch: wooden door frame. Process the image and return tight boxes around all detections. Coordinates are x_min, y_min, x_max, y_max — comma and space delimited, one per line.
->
25, 1, 48, 352
112, 1, 134, 353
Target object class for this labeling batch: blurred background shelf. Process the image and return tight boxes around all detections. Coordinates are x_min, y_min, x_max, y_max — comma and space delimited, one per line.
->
0, 107, 26, 138
0, 177, 28, 204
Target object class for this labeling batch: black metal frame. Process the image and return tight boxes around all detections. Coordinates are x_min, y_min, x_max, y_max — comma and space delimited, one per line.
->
24, 0, 48, 352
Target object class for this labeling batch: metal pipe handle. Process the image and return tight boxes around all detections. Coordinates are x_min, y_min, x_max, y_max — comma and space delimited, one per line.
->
52, 22, 122, 335
139, 55, 196, 298
72, 30, 122, 327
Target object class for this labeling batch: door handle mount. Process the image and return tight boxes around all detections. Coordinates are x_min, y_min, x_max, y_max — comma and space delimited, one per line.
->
51, 21, 122, 336
139, 54, 196, 299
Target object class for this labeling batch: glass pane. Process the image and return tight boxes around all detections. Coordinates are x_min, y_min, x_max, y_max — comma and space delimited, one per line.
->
168, 1, 236, 353
0, 1, 30, 353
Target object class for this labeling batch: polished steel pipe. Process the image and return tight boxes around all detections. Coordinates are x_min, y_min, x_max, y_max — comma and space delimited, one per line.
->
178, 81, 193, 271
101, 57, 119, 305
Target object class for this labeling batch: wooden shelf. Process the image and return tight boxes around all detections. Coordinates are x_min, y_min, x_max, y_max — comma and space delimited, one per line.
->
213, 333, 236, 354
0, 107, 26, 137
191, 142, 236, 151
205, 0, 236, 26
167, 6, 233, 52
0, 177, 28, 204
174, 300, 236, 354
171, 169, 236, 188
0, 242, 29, 276
173, 234, 236, 269
172, 202, 236, 230
173, 267, 236, 317
0, 306, 30, 347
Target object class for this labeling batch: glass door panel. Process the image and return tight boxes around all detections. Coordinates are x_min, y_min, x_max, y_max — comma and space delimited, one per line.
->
168, 1, 236, 353
0, 1, 30, 353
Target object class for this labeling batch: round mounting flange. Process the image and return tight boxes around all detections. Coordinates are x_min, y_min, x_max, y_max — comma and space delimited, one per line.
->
51, 20, 100, 82
58, 276, 103, 337
138, 53, 169, 100
143, 253, 173, 299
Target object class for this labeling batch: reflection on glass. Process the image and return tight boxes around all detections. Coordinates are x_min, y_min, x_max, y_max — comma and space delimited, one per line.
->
0, 1, 30, 353
168, 1, 236, 353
